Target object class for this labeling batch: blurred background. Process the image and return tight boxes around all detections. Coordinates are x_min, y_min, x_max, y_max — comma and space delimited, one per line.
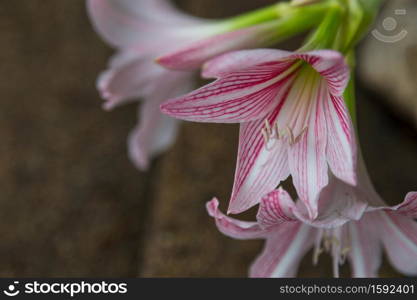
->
0, 0, 415, 277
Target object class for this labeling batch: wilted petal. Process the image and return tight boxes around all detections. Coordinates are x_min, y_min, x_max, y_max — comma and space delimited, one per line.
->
206, 198, 265, 239
257, 189, 297, 228
228, 109, 291, 214
377, 211, 417, 275
161, 61, 299, 123
347, 214, 382, 277
250, 223, 314, 278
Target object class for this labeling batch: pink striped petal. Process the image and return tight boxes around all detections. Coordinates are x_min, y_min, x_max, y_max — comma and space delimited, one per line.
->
161, 62, 299, 123
292, 50, 350, 96
347, 215, 382, 277
206, 198, 265, 239
227, 107, 292, 214
158, 24, 284, 71
324, 94, 357, 186
250, 223, 315, 277
202, 49, 293, 79
287, 76, 329, 220
128, 100, 180, 170
376, 211, 417, 275
257, 189, 297, 229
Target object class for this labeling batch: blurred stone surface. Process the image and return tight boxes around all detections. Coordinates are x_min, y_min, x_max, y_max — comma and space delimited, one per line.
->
0, 0, 415, 278
359, 0, 417, 128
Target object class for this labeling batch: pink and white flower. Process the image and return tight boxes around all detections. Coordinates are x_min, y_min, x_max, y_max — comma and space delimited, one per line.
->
88, 0, 286, 170
161, 49, 356, 218
207, 186, 417, 278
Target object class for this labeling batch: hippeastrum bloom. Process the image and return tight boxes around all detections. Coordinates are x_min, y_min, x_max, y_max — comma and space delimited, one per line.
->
161, 49, 356, 218
87, 0, 314, 169
207, 185, 417, 278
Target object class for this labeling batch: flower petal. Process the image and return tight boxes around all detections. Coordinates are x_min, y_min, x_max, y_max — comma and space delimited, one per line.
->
250, 223, 315, 277
257, 188, 297, 229
87, 0, 208, 49
202, 49, 293, 79
206, 198, 265, 239
324, 94, 357, 185
157, 24, 285, 71
227, 108, 291, 214
347, 215, 382, 277
97, 55, 165, 110
294, 175, 367, 228
394, 192, 417, 218
128, 100, 180, 170
287, 73, 329, 220
377, 211, 417, 275
161, 60, 299, 123
292, 50, 350, 96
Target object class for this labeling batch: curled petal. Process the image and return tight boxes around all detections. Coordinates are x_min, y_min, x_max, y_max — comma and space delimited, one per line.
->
292, 50, 350, 96
97, 56, 164, 110
394, 192, 417, 218
206, 198, 265, 239
250, 223, 314, 278
257, 189, 297, 229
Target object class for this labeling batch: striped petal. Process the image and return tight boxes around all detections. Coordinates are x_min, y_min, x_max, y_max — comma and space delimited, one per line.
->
324, 94, 357, 186
206, 198, 265, 239
377, 211, 417, 275
257, 189, 297, 229
161, 61, 299, 123
347, 214, 382, 277
227, 108, 291, 214
286, 72, 329, 220
250, 223, 315, 278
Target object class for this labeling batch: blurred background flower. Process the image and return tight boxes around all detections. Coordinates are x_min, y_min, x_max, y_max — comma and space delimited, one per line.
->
0, 0, 416, 277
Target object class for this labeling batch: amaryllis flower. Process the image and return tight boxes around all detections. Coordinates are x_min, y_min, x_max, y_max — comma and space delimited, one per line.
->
207, 186, 417, 278
88, 0, 292, 170
161, 49, 356, 218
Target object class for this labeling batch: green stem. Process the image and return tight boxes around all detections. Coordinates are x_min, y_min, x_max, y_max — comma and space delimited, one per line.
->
299, 1, 345, 51
222, 0, 336, 31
